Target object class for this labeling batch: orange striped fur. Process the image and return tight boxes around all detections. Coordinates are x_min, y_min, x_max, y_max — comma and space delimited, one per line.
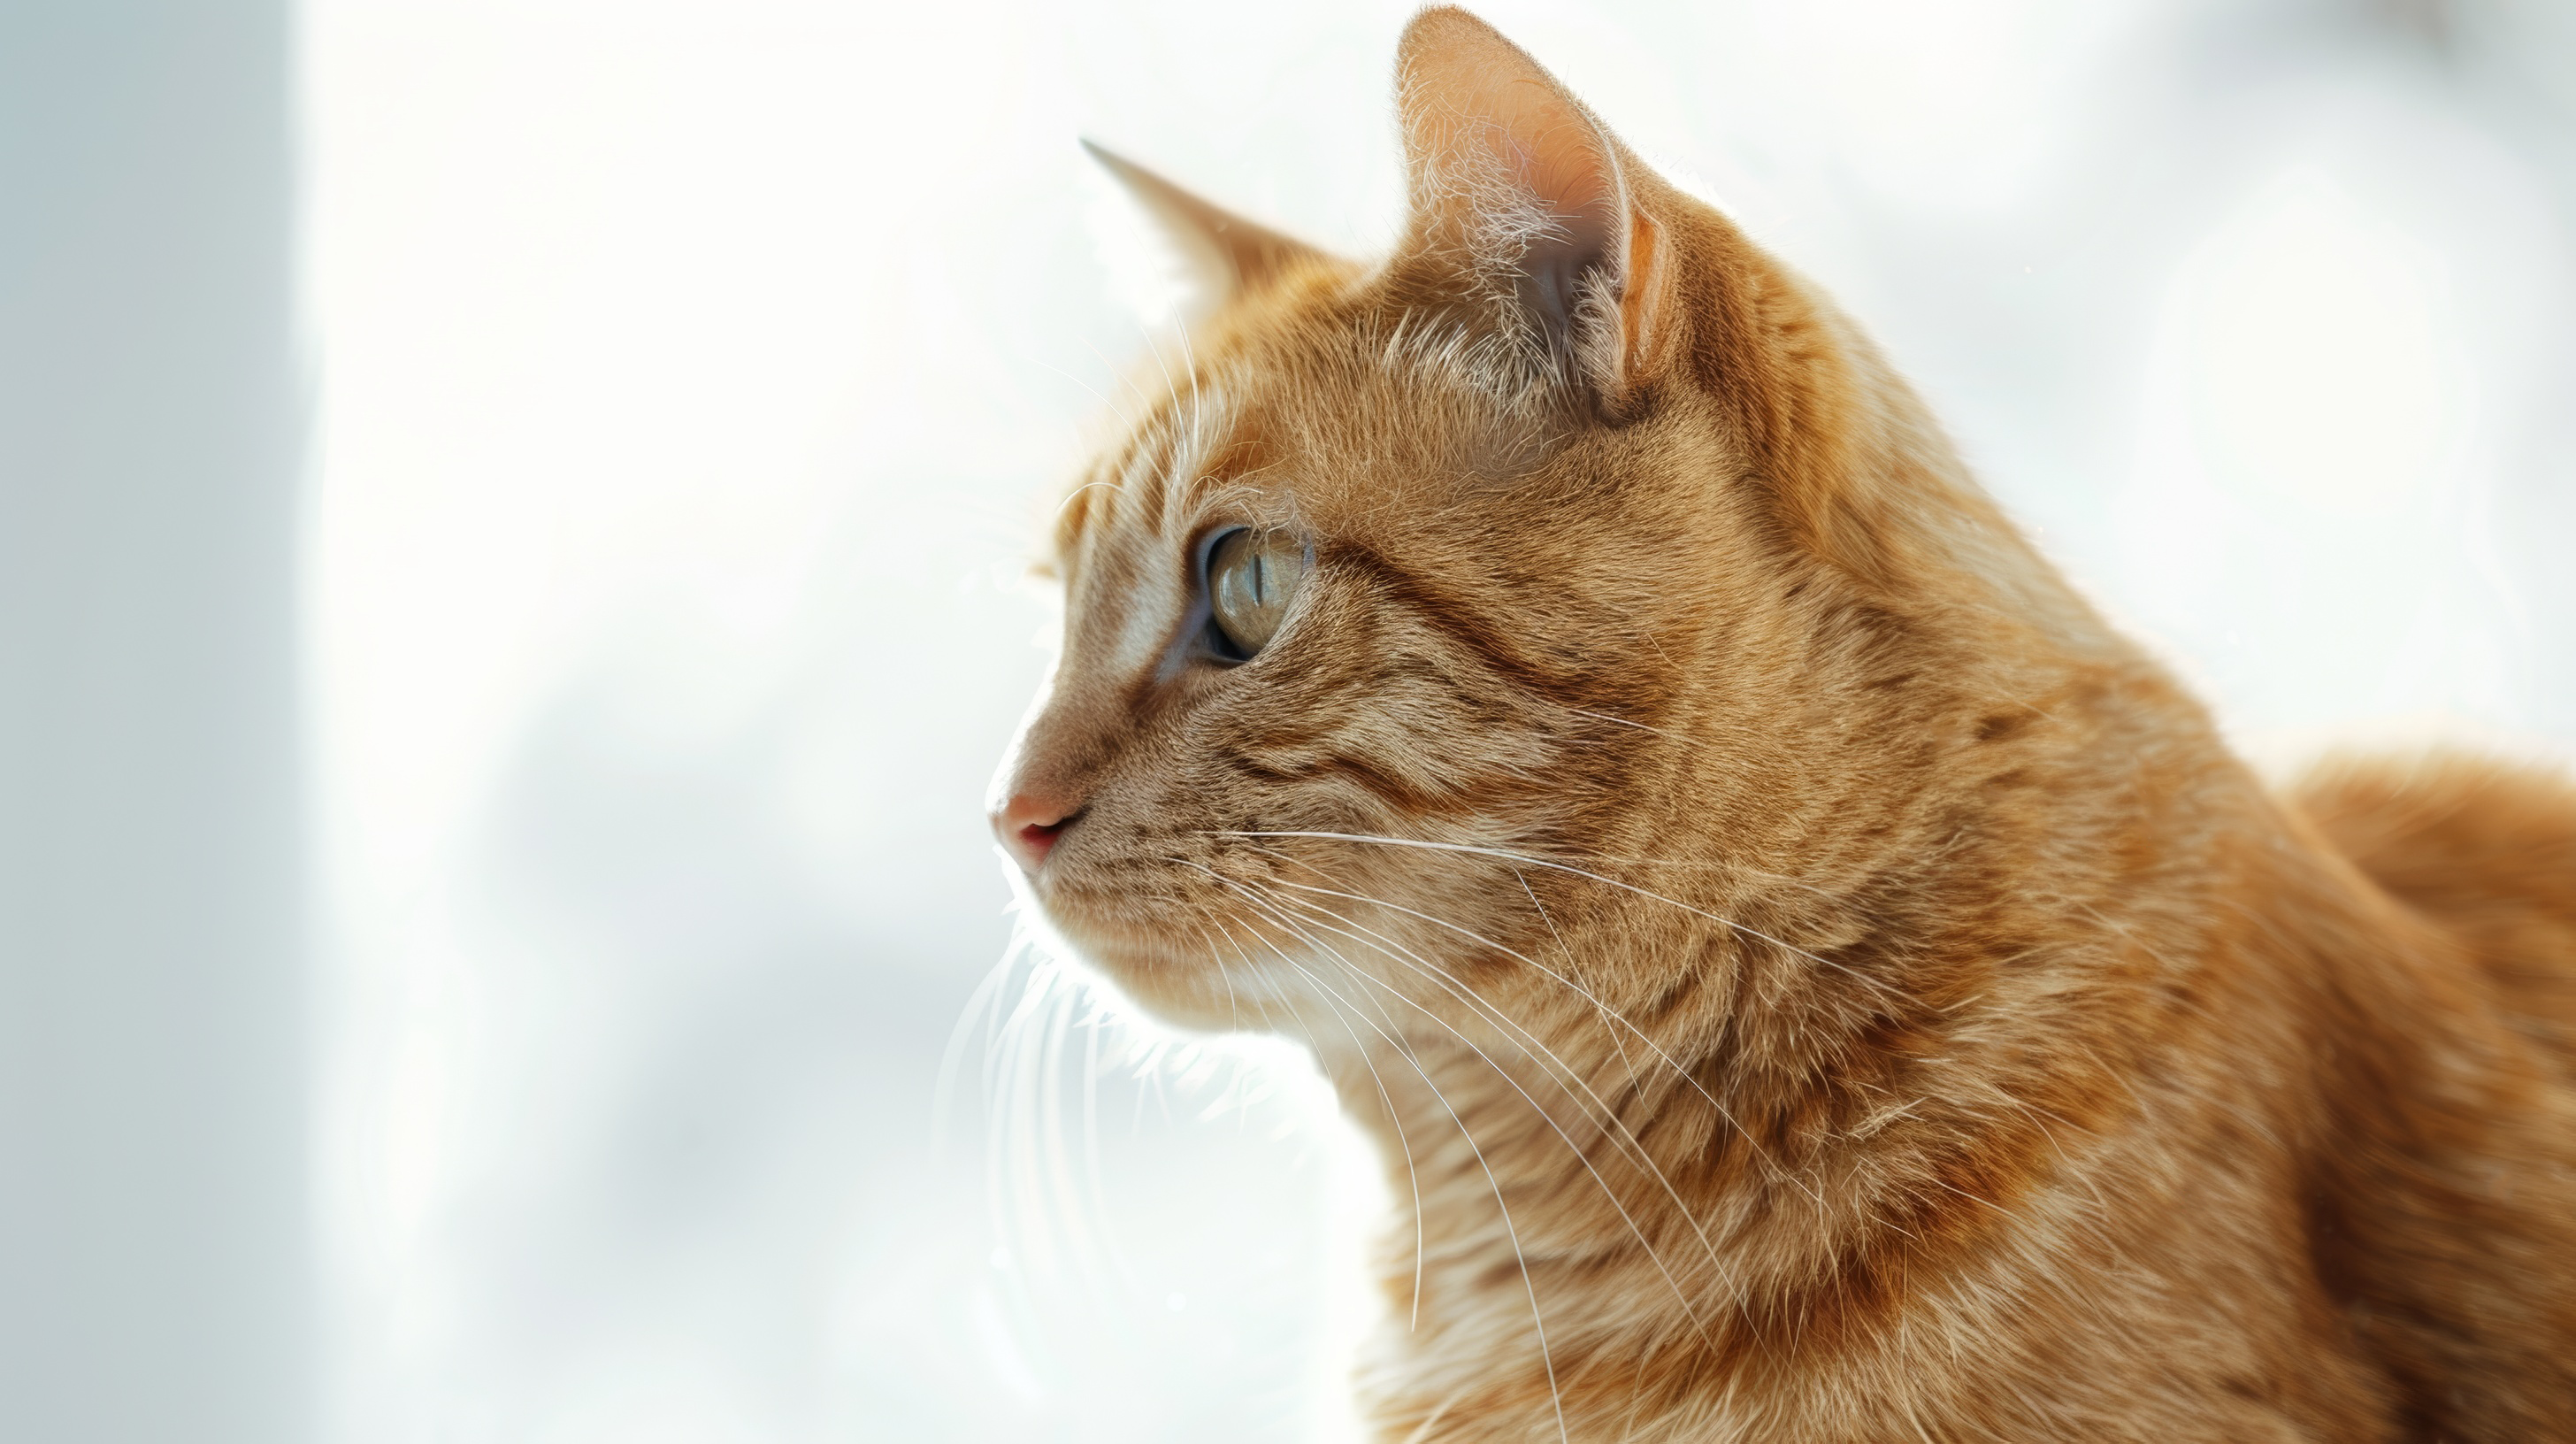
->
989, 10, 2576, 1440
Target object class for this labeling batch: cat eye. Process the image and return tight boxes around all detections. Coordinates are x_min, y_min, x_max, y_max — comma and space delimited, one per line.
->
1203, 527, 1308, 661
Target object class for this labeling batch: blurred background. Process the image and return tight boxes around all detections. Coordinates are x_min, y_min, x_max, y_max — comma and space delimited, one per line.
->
5, 0, 2573, 1440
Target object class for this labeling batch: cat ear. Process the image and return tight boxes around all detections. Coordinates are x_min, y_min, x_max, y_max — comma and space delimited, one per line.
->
1082, 140, 1327, 316
1394, 7, 1671, 400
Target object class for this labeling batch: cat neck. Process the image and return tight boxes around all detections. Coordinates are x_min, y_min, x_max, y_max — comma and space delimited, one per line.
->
1292, 653, 2308, 1423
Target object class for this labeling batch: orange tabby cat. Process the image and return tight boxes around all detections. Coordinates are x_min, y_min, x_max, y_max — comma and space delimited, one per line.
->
989, 9, 2576, 1440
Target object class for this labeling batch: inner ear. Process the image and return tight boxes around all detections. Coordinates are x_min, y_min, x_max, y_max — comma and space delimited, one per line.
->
1508, 159, 1618, 350
1396, 8, 1661, 396
1471, 78, 1621, 348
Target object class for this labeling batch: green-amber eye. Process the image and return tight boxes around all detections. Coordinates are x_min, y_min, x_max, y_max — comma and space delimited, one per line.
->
1206, 528, 1307, 660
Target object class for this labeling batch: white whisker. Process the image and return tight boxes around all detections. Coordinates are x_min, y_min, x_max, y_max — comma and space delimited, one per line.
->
1254, 866, 1821, 1211
1222, 829, 1908, 1003
1184, 860, 1736, 1339
1205, 895, 1570, 1443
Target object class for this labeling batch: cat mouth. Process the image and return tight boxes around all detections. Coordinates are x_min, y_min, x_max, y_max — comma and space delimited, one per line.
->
1011, 811, 1079, 872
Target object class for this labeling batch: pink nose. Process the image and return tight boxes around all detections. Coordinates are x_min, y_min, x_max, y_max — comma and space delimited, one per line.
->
993, 789, 1082, 874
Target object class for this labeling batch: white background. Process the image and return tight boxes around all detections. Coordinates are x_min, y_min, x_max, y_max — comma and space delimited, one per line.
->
303, 2, 2576, 1440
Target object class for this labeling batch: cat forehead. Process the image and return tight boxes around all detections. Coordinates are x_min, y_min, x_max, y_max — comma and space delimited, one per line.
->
1055, 318, 1547, 563
1055, 380, 1275, 552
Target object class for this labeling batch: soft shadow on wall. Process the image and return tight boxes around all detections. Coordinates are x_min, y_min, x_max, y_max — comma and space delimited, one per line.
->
3, 4, 306, 1443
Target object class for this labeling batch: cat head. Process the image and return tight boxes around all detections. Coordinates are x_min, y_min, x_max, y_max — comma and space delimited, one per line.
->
991, 8, 2107, 1043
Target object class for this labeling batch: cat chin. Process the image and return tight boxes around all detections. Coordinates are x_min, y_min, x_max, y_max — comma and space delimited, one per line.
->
1031, 905, 1271, 1033
1074, 950, 1275, 1036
